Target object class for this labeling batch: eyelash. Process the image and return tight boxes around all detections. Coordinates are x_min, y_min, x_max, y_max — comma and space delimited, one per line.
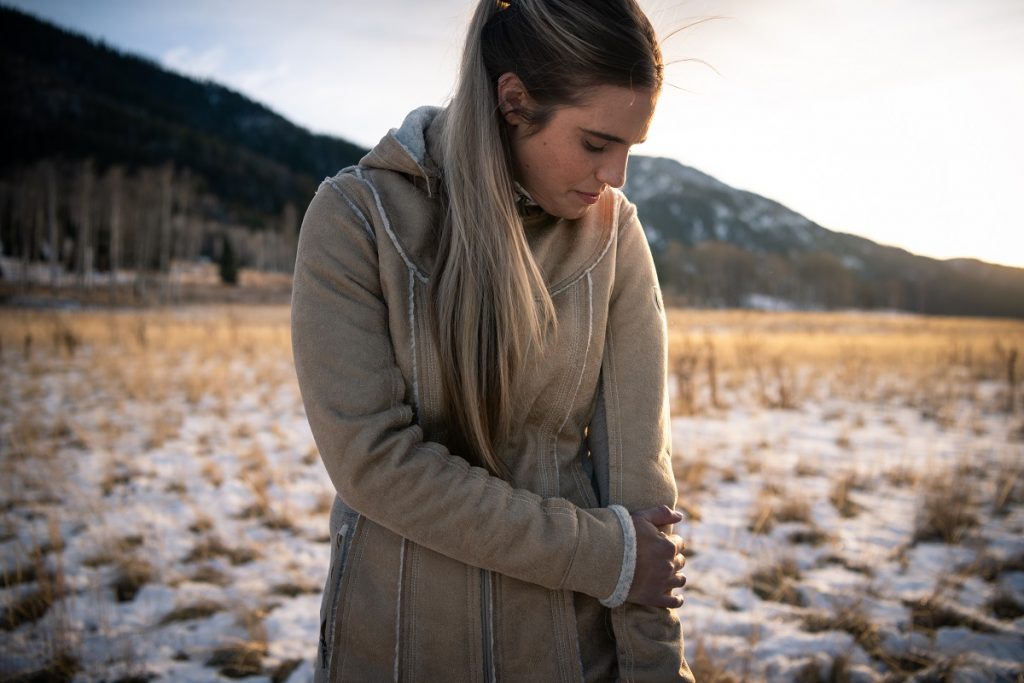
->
583, 140, 607, 153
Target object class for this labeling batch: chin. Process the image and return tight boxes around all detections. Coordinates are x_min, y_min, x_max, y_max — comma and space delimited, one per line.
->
550, 204, 590, 221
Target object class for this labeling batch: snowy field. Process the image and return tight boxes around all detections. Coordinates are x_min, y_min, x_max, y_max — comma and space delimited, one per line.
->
1, 306, 1022, 682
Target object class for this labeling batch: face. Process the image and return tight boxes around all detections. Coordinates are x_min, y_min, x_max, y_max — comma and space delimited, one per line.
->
500, 80, 657, 220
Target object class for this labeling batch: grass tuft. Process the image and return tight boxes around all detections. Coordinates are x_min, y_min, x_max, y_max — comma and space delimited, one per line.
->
912, 468, 979, 544
829, 473, 864, 518
206, 641, 267, 679
750, 557, 805, 606
688, 637, 740, 683
905, 597, 996, 634
158, 599, 225, 625
112, 557, 154, 602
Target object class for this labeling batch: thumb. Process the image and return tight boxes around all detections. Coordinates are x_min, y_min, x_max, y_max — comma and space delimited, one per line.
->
633, 505, 683, 528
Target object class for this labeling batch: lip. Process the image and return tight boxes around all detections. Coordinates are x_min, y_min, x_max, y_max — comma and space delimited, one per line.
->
575, 190, 602, 205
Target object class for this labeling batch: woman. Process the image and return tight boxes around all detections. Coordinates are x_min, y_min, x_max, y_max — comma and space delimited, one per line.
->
291, 0, 693, 680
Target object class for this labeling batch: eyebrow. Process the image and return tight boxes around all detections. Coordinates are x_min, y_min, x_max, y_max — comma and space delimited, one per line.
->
580, 128, 648, 145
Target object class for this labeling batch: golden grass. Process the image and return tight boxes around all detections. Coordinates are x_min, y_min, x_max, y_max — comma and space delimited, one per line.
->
3, 307, 1020, 423
829, 472, 866, 518
688, 637, 742, 683
1, 305, 1020, 680
665, 309, 1024, 414
749, 556, 805, 607
913, 465, 981, 544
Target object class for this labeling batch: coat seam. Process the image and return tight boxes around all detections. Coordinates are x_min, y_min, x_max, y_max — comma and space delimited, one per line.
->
539, 280, 582, 497
407, 269, 421, 412
548, 218, 617, 297
322, 176, 377, 245
333, 516, 366, 681
555, 272, 594, 502
394, 538, 407, 682
353, 167, 430, 283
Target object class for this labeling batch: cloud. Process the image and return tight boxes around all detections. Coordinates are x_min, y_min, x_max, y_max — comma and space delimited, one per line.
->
161, 45, 228, 80
235, 62, 292, 93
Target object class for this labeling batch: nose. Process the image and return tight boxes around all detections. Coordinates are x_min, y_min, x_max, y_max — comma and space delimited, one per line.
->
596, 151, 629, 189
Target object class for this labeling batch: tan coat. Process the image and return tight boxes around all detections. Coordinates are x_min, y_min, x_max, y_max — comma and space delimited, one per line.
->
292, 106, 693, 682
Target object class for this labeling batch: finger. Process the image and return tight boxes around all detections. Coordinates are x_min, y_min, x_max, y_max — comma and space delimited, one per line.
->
668, 572, 687, 589
635, 506, 683, 527
650, 592, 684, 609
668, 534, 686, 555
674, 553, 686, 570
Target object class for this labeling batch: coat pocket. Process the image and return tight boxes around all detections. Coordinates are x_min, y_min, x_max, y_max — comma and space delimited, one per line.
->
314, 511, 359, 683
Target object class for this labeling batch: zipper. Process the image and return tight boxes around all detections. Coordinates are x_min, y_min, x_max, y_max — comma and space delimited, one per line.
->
480, 568, 495, 683
322, 522, 352, 672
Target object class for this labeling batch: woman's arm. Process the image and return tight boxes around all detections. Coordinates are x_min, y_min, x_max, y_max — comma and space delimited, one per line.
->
588, 198, 695, 681
292, 176, 630, 603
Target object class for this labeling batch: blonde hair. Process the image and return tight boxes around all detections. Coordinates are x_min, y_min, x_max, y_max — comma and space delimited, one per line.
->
430, 0, 662, 476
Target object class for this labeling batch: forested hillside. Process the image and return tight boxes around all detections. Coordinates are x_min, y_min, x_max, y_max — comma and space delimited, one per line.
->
2, 5, 1021, 316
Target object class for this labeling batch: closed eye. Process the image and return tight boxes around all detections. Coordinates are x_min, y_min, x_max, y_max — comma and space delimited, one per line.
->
583, 140, 608, 153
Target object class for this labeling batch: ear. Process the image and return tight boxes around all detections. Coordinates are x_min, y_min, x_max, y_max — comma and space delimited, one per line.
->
496, 72, 532, 126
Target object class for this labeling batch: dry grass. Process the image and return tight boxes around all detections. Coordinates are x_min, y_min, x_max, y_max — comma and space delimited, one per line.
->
203, 606, 271, 678
750, 556, 805, 606
804, 602, 882, 656
158, 599, 226, 625
793, 459, 821, 477
793, 654, 853, 683
749, 485, 812, 534
803, 600, 937, 676
884, 465, 918, 488
992, 454, 1024, 516
2, 306, 1022, 680
905, 596, 997, 634
183, 536, 260, 566
665, 309, 1024, 414
829, 473, 865, 518
913, 466, 980, 544
988, 590, 1024, 621
788, 526, 832, 546
688, 637, 742, 683
237, 444, 296, 531
189, 565, 232, 587
112, 556, 154, 603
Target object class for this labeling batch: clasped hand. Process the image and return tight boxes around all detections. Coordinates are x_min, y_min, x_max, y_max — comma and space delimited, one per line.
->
626, 506, 687, 608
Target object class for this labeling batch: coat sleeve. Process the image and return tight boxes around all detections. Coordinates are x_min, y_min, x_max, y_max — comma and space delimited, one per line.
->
588, 199, 695, 682
291, 177, 633, 602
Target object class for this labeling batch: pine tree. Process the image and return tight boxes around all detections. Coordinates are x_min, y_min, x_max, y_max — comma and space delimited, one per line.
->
219, 234, 238, 286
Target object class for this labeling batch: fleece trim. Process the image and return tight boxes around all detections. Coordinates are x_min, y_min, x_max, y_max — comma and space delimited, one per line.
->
600, 504, 636, 608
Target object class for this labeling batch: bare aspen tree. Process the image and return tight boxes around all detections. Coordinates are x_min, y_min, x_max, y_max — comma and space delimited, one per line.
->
44, 162, 59, 287
134, 167, 157, 298
32, 169, 46, 287
0, 180, 9, 268
76, 159, 95, 287
174, 168, 194, 261
254, 228, 265, 272
107, 166, 124, 298
7, 174, 31, 287
158, 164, 173, 301
282, 201, 297, 273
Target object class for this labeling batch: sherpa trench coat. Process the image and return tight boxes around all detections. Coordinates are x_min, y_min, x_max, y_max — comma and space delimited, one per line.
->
291, 106, 693, 682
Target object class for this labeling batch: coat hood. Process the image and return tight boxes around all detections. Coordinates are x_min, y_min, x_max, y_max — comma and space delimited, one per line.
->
348, 105, 623, 293
359, 105, 444, 197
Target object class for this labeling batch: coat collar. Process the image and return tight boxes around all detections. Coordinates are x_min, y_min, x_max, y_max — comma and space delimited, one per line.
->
358, 106, 617, 294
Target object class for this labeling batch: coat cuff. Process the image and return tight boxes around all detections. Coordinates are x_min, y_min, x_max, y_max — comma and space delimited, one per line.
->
600, 504, 636, 608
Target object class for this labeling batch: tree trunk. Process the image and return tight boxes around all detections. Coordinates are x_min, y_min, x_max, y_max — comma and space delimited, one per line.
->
77, 160, 95, 288
45, 162, 59, 288
108, 166, 123, 301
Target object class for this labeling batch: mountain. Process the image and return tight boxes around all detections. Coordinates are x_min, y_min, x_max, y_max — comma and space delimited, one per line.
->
625, 156, 1024, 318
2, 5, 1021, 316
0, 5, 366, 229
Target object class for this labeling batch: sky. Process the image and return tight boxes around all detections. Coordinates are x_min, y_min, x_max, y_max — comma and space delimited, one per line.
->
6, 0, 1024, 268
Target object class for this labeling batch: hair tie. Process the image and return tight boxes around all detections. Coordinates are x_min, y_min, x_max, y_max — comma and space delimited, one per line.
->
497, 0, 511, 11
